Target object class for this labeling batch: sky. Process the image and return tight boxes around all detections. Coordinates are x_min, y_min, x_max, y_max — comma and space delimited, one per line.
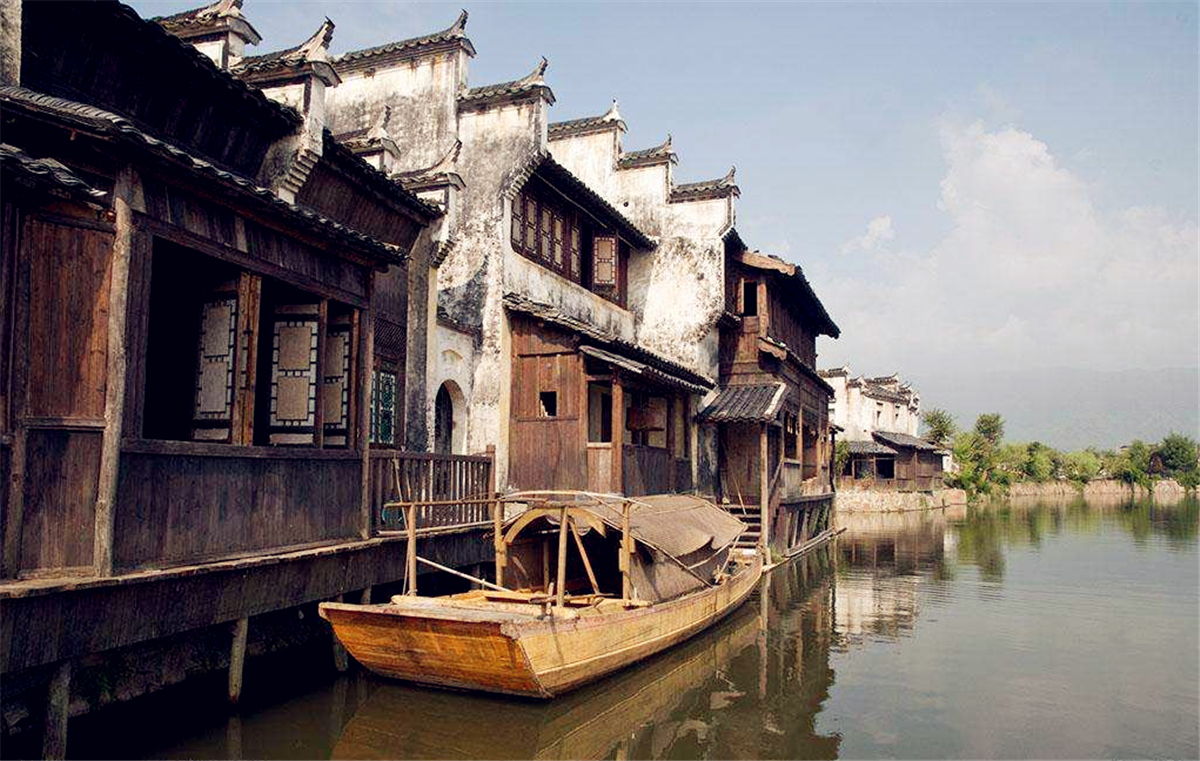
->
132, 0, 1200, 384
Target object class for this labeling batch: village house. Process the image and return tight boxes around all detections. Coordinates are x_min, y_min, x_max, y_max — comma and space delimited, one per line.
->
821, 367, 943, 491
320, 13, 718, 498
547, 108, 842, 553
0, 2, 498, 755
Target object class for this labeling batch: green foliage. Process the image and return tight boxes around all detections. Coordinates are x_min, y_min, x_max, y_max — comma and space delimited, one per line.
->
1155, 433, 1199, 490
834, 440, 851, 477
1063, 450, 1101, 483
921, 408, 956, 448
974, 413, 1005, 447
1023, 442, 1055, 483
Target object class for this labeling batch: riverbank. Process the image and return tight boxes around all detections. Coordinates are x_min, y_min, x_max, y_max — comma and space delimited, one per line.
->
836, 488, 968, 513
1006, 478, 1190, 502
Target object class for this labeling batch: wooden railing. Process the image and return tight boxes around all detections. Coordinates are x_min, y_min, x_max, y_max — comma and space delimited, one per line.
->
368, 449, 494, 532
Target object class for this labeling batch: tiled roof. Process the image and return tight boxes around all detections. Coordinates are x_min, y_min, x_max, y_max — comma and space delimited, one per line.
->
459, 58, 555, 108
154, 0, 258, 40
233, 19, 337, 79
0, 143, 107, 202
872, 431, 940, 452
670, 166, 739, 203
846, 440, 897, 456
697, 384, 787, 424
578, 346, 709, 395
617, 136, 676, 169
502, 294, 713, 390
548, 100, 625, 139
320, 130, 440, 220
0, 86, 409, 268
333, 10, 475, 66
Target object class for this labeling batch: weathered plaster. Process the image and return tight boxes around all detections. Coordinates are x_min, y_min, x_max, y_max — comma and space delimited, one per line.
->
0, 0, 18, 87
426, 322, 477, 454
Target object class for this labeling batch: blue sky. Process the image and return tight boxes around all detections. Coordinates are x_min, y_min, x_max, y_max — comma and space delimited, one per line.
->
133, 0, 1199, 379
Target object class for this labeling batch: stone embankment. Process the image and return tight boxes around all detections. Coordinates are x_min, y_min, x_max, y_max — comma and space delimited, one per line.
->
1007, 478, 1190, 501
835, 488, 967, 513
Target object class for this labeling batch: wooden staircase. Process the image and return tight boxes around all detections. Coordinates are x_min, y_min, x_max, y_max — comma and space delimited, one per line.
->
724, 501, 762, 551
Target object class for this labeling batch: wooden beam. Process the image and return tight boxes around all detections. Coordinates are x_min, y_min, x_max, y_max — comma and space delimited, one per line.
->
230, 273, 261, 446
42, 660, 71, 760
228, 617, 249, 705
759, 423, 770, 554
570, 521, 600, 595
555, 507, 569, 608
93, 165, 135, 577
611, 373, 624, 494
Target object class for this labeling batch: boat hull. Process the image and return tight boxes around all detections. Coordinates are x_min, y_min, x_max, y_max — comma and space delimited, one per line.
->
320, 553, 762, 698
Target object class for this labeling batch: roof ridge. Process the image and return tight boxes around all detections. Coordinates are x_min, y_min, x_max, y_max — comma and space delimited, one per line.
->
333, 10, 472, 65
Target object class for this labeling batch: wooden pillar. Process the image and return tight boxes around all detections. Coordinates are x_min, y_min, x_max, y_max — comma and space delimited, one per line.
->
42, 660, 71, 761
665, 395, 676, 491
225, 715, 243, 761
331, 594, 349, 672
611, 373, 624, 494
620, 501, 632, 601
92, 164, 135, 577
759, 423, 770, 554
405, 504, 417, 596
357, 275, 375, 540
228, 617, 249, 705
555, 507, 569, 608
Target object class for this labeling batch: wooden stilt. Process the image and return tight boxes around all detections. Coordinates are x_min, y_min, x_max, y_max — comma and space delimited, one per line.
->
42, 660, 71, 761
331, 594, 349, 672
225, 715, 243, 761
492, 496, 505, 587
228, 617, 249, 705
555, 508, 569, 608
759, 424, 770, 554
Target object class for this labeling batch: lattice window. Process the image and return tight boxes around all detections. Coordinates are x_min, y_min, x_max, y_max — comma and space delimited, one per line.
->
593, 236, 616, 287
552, 214, 564, 269
322, 317, 353, 447
540, 206, 553, 262
268, 305, 319, 446
370, 368, 397, 445
511, 192, 524, 249
524, 196, 538, 253
570, 225, 581, 282
192, 294, 238, 441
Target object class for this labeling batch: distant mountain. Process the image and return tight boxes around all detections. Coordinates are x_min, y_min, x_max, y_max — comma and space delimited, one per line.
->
907, 367, 1199, 451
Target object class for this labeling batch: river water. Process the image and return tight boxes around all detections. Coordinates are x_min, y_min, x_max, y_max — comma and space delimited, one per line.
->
63, 495, 1198, 759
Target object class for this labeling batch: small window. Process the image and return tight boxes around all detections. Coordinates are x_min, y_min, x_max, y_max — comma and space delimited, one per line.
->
593, 236, 616, 286
540, 207, 553, 261
552, 215, 564, 269
570, 225, 582, 282
511, 193, 524, 248
370, 368, 398, 445
742, 280, 758, 316
524, 196, 538, 252
539, 391, 558, 417
784, 412, 798, 459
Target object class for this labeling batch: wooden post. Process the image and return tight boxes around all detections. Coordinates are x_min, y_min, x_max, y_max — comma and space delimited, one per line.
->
759, 423, 770, 555
42, 660, 71, 760
358, 586, 373, 604
357, 276, 375, 540
331, 594, 349, 672
492, 494, 505, 587
225, 715, 243, 761
666, 395, 676, 490
313, 300, 328, 449
620, 501, 632, 601
611, 374, 624, 494
228, 617, 249, 705
570, 522, 600, 595
230, 273, 261, 446
405, 503, 417, 596
555, 507, 569, 608
92, 164, 135, 577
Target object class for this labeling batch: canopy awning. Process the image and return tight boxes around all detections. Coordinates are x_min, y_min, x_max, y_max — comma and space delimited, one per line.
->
580, 345, 710, 395
696, 383, 787, 424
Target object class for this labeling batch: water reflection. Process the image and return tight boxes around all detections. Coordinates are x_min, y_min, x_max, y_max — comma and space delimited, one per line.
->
58, 495, 1197, 760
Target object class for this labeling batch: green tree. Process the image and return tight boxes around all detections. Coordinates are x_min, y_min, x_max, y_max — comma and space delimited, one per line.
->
1156, 433, 1199, 475
1063, 450, 1100, 483
834, 440, 851, 477
1023, 442, 1055, 483
921, 408, 956, 448
974, 413, 1005, 448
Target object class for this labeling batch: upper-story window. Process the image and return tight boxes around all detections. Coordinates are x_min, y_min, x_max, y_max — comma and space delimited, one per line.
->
741, 279, 758, 316
511, 187, 627, 306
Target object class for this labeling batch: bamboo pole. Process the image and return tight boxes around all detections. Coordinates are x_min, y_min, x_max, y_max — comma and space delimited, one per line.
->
620, 501, 632, 601
570, 522, 601, 595
555, 507, 569, 608
416, 556, 510, 593
492, 496, 505, 587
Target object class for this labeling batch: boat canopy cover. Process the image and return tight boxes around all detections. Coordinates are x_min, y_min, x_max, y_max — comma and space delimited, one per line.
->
504, 492, 746, 558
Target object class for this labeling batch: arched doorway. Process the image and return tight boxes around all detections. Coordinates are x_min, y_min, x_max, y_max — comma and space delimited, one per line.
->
434, 381, 465, 454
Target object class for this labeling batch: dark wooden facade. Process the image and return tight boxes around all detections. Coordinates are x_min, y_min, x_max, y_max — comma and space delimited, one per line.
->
706, 244, 841, 554
506, 313, 703, 496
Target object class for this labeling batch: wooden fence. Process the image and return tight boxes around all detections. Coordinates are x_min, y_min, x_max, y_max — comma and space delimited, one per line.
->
368, 449, 495, 532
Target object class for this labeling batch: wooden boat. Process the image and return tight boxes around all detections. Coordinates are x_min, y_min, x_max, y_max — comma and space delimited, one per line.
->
320, 491, 762, 698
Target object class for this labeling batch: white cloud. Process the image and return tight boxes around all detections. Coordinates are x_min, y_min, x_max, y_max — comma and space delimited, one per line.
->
816, 120, 1199, 374
841, 215, 895, 254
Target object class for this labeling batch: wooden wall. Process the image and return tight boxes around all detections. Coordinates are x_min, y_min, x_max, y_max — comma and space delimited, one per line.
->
113, 445, 362, 570
720, 423, 762, 502
5, 213, 114, 576
508, 316, 586, 492
622, 445, 671, 496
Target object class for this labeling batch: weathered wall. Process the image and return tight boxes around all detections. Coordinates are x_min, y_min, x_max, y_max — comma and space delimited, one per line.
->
426, 322, 477, 455
836, 488, 968, 513
0, 0, 20, 86
1006, 478, 1191, 502
327, 49, 467, 174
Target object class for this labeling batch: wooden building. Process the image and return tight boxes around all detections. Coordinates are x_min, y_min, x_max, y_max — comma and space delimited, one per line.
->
0, 4, 495, 754
700, 245, 841, 554
840, 431, 944, 492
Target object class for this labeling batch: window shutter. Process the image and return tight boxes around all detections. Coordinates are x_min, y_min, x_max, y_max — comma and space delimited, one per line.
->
570, 223, 581, 282
540, 206, 552, 262
511, 193, 524, 249
552, 215, 564, 269
524, 196, 538, 252
268, 304, 320, 446
192, 290, 239, 441
593, 235, 617, 286
321, 315, 353, 447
